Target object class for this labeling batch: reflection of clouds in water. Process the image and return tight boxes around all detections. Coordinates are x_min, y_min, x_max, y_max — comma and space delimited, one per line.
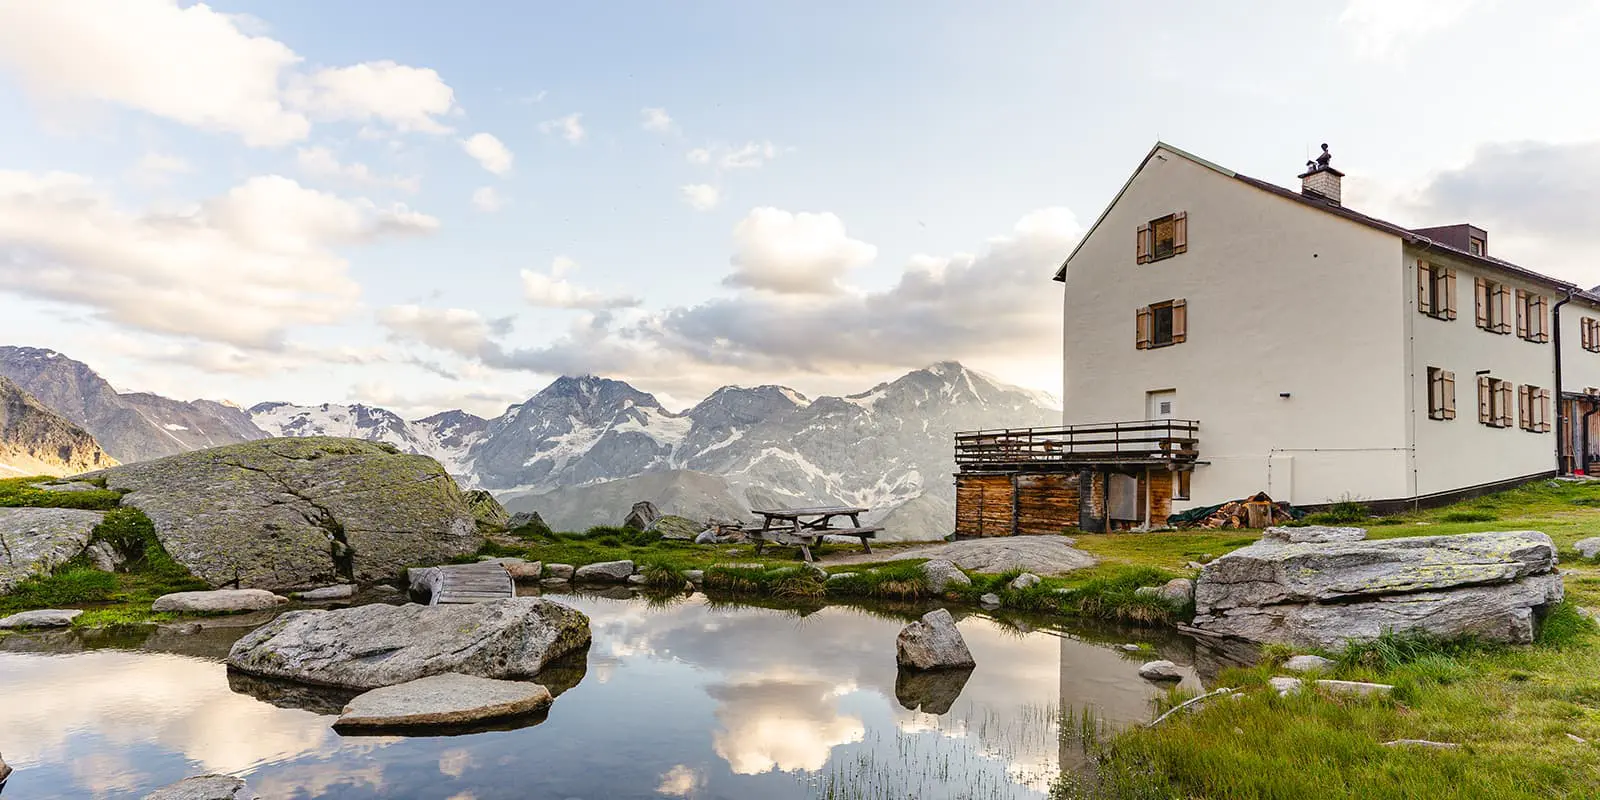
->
68, 751, 146, 799
0, 651, 334, 774
438, 748, 474, 778
706, 679, 865, 775
247, 761, 386, 798
655, 763, 703, 796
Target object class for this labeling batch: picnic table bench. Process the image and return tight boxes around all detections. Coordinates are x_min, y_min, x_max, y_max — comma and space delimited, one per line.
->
746, 506, 883, 563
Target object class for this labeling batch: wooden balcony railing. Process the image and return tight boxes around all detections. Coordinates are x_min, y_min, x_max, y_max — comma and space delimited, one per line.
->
954, 419, 1199, 471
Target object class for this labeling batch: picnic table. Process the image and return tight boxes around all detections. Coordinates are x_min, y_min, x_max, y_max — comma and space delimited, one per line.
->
746, 505, 883, 562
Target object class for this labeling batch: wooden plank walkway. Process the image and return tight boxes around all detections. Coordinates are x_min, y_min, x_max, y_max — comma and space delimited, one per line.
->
431, 562, 515, 605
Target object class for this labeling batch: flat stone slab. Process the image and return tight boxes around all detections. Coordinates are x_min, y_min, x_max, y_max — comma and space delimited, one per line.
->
1284, 654, 1335, 673
1262, 525, 1367, 544
0, 608, 82, 628
139, 774, 249, 799
1316, 679, 1393, 698
574, 560, 634, 582
292, 584, 355, 601
825, 536, 1097, 576
334, 673, 552, 731
152, 589, 287, 613
0, 507, 105, 593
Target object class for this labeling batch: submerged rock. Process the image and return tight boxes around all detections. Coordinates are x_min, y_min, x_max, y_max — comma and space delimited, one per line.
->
896, 608, 976, 670
1192, 530, 1563, 648
152, 589, 287, 614
0, 507, 105, 593
0, 608, 83, 628
139, 774, 250, 799
920, 559, 971, 593
226, 597, 591, 690
574, 560, 634, 583
334, 672, 552, 732
84, 437, 482, 590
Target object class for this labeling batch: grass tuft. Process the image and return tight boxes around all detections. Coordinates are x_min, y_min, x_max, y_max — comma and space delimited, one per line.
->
0, 475, 123, 510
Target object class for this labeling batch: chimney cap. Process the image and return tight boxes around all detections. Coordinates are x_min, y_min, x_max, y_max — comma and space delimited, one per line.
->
1298, 142, 1343, 178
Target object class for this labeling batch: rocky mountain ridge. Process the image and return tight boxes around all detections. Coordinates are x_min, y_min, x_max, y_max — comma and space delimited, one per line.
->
0, 376, 117, 476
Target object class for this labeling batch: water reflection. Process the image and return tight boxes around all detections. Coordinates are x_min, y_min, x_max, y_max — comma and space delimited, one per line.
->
0, 593, 1225, 799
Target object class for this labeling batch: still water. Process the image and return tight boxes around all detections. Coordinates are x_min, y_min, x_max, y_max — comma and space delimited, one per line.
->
0, 592, 1227, 799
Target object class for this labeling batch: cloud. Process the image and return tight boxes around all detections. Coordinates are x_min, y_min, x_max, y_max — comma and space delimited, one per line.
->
539, 112, 585, 144
708, 679, 865, 774
1340, 0, 1478, 60
126, 152, 191, 186
641, 107, 673, 133
288, 60, 456, 133
0, 0, 309, 146
0, 170, 437, 349
461, 132, 513, 175
521, 257, 641, 309
376, 305, 509, 354
725, 207, 876, 294
681, 183, 721, 211
296, 146, 419, 192
687, 141, 782, 170
471, 186, 506, 212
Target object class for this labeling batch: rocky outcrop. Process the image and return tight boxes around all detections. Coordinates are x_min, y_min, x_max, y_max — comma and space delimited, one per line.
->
0, 376, 117, 476
0, 507, 105, 593
896, 608, 976, 670
86, 437, 482, 590
1191, 529, 1564, 648
152, 589, 287, 613
226, 597, 592, 690
139, 774, 251, 800
464, 490, 509, 529
622, 501, 662, 531
333, 673, 552, 731
651, 515, 705, 540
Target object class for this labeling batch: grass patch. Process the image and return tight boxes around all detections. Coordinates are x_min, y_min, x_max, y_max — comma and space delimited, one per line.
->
0, 508, 207, 621
0, 475, 122, 510
1440, 509, 1498, 523
823, 561, 930, 600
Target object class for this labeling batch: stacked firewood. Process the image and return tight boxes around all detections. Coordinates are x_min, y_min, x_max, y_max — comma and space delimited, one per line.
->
1186, 492, 1297, 529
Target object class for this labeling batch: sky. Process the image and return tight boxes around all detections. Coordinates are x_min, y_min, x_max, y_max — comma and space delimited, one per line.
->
2, 0, 1599, 418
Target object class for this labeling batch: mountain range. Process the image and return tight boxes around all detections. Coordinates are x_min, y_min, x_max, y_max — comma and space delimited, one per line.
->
0, 347, 1059, 540
0, 376, 117, 476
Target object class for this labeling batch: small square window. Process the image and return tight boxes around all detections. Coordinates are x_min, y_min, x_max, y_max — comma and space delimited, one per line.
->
1470, 237, 1485, 256
1151, 215, 1176, 261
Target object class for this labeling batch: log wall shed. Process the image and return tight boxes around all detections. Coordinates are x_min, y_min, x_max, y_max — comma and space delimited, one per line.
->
953, 421, 1198, 535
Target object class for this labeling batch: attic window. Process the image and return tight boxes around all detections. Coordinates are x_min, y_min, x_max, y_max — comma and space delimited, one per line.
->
1136, 212, 1188, 264
1470, 237, 1485, 256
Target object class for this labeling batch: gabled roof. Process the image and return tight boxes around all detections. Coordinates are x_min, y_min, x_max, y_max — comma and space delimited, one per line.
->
1054, 142, 1599, 304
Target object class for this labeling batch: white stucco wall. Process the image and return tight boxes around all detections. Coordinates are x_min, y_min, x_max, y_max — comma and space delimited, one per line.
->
1061, 148, 1411, 509
1559, 298, 1600, 394
1405, 248, 1566, 495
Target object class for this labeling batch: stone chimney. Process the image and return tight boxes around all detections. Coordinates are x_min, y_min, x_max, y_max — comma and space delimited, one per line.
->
1298, 143, 1342, 206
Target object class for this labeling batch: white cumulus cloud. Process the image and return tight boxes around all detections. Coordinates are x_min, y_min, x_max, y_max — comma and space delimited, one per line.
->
641, 107, 673, 133
539, 112, 585, 144
725, 208, 876, 294
288, 60, 457, 133
521, 257, 640, 310
681, 183, 720, 211
295, 146, 419, 192
461, 132, 513, 175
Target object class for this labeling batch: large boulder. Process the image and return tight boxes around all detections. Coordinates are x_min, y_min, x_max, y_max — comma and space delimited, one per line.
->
622, 501, 662, 531
650, 515, 706, 541
0, 608, 83, 628
920, 559, 971, 593
896, 608, 976, 670
152, 589, 287, 613
574, 560, 634, 583
226, 597, 591, 690
334, 672, 553, 731
463, 490, 510, 529
1575, 536, 1600, 560
0, 507, 104, 593
86, 437, 482, 590
1192, 530, 1564, 648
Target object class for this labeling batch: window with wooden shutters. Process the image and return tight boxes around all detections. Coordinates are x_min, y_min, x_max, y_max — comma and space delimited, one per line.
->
1537, 388, 1551, 432
1417, 261, 1456, 320
1173, 469, 1192, 501
1518, 384, 1533, 430
1517, 291, 1550, 342
1519, 385, 1552, 432
1136, 300, 1185, 349
1476, 277, 1512, 334
1427, 367, 1455, 420
1585, 318, 1600, 353
1140, 212, 1186, 264
1480, 375, 1512, 428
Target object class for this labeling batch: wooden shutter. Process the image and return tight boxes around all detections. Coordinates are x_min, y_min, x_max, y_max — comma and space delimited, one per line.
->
1497, 380, 1513, 427
1494, 284, 1513, 333
1135, 306, 1151, 349
1586, 319, 1596, 352
1516, 289, 1529, 338
1172, 211, 1187, 254
1417, 260, 1433, 315
1540, 388, 1552, 432
1442, 370, 1456, 419
1535, 295, 1549, 342
1443, 268, 1457, 319
1475, 277, 1490, 329
1428, 368, 1442, 419
1136, 224, 1150, 264
1171, 298, 1187, 343
1478, 375, 1492, 424
1518, 385, 1531, 430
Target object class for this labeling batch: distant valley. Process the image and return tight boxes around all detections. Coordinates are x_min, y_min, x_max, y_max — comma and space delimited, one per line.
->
0, 347, 1059, 540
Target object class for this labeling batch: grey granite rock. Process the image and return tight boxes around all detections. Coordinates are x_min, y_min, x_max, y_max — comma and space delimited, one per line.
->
650, 515, 705, 540
0, 507, 104, 593
1268, 676, 1302, 696
1283, 654, 1335, 673
1261, 525, 1367, 545
920, 559, 971, 593
292, 584, 355, 601
1575, 536, 1600, 560
1193, 530, 1563, 647
1316, 679, 1393, 698
334, 672, 552, 731
979, 593, 1001, 607
896, 608, 976, 670
226, 597, 591, 690
1008, 572, 1041, 590
0, 608, 82, 628
545, 563, 574, 580
826, 572, 857, 582
463, 489, 510, 529
139, 774, 250, 800
1137, 660, 1183, 681
84, 438, 481, 590
152, 589, 288, 613
622, 501, 662, 531
574, 560, 634, 583
683, 569, 705, 584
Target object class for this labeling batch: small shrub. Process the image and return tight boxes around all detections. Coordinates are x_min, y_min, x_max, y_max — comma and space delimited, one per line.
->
638, 562, 684, 589
1337, 630, 1477, 672
1440, 509, 1497, 523
1305, 500, 1369, 525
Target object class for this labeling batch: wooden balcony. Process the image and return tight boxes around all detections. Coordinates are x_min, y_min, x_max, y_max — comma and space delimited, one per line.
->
954, 419, 1200, 472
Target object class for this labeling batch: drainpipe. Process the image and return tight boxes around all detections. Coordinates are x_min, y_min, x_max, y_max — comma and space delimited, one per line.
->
1554, 288, 1577, 473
